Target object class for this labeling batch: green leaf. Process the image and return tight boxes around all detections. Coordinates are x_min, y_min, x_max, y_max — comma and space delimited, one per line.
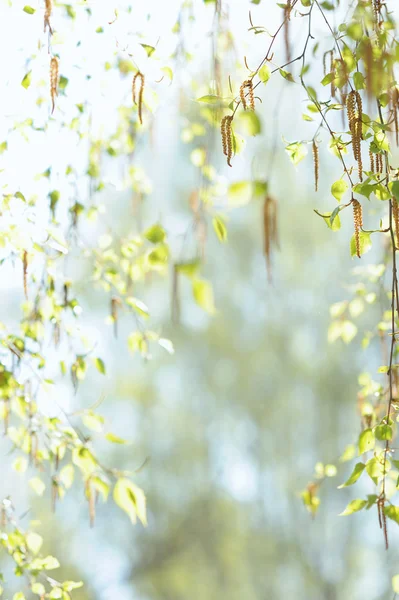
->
365, 456, 385, 485
92, 357, 106, 375
21, 71, 32, 90
390, 180, 399, 201
158, 338, 175, 354
279, 69, 295, 83
353, 182, 375, 199
59, 464, 74, 489
196, 95, 223, 104
144, 224, 166, 244
340, 444, 356, 462
105, 433, 129, 444
331, 179, 348, 202
82, 411, 104, 432
285, 142, 307, 165
236, 111, 261, 136
259, 64, 270, 83
26, 532, 43, 555
126, 297, 150, 318
228, 181, 252, 206
321, 72, 335, 86
41, 555, 60, 570
29, 477, 46, 496
353, 72, 365, 90
358, 428, 375, 454
193, 279, 215, 314
140, 43, 155, 57
350, 231, 372, 258
392, 575, 399, 594
23, 5, 35, 14
385, 505, 399, 525
338, 462, 365, 488
113, 478, 147, 526
212, 216, 227, 242
31, 583, 46, 596
72, 446, 97, 476
315, 210, 341, 231
375, 423, 392, 441
61, 582, 83, 592
339, 499, 367, 516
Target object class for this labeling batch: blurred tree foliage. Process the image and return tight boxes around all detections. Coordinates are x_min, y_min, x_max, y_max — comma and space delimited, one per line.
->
2, 0, 399, 599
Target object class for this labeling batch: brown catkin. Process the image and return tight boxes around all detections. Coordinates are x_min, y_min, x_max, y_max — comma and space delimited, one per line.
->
392, 87, 399, 146
330, 53, 336, 98
312, 141, 319, 192
50, 56, 59, 114
352, 199, 363, 258
221, 116, 228, 156
132, 72, 145, 125
347, 91, 363, 181
240, 80, 255, 111
239, 82, 247, 111
221, 115, 233, 167
22, 251, 28, 299
284, 2, 291, 63
263, 195, 278, 281
376, 152, 383, 174
393, 198, 399, 248
44, 0, 53, 33
369, 146, 375, 173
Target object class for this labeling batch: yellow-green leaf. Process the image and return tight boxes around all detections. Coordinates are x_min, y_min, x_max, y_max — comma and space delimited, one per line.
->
192, 279, 215, 314
113, 478, 147, 526
339, 499, 367, 516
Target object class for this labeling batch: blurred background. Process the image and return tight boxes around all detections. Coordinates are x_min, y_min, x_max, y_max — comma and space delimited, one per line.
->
0, 0, 398, 599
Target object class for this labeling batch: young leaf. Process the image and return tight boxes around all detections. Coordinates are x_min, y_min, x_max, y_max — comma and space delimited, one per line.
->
259, 64, 270, 83
212, 216, 227, 242
350, 231, 372, 258
339, 499, 367, 516
192, 279, 216, 314
113, 478, 147, 526
331, 180, 348, 202
358, 428, 375, 454
338, 462, 365, 488
21, 71, 32, 90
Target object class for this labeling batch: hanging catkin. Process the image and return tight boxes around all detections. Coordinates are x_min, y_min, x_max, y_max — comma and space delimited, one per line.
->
263, 196, 278, 281
50, 56, 59, 114
312, 141, 319, 192
347, 90, 363, 181
44, 0, 53, 33
240, 80, 255, 111
392, 198, 399, 249
221, 115, 233, 167
132, 72, 145, 125
352, 199, 363, 258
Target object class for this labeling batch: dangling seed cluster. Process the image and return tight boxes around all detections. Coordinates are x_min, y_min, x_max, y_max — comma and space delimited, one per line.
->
240, 80, 255, 111
369, 145, 375, 173
50, 56, 59, 114
263, 195, 278, 281
284, 1, 292, 63
132, 72, 145, 125
221, 115, 233, 167
22, 251, 28, 300
352, 199, 363, 258
392, 197, 399, 249
312, 141, 319, 192
44, 0, 53, 33
347, 90, 363, 181
392, 87, 399, 146
375, 152, 384, 174
373, 0, 382, 25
